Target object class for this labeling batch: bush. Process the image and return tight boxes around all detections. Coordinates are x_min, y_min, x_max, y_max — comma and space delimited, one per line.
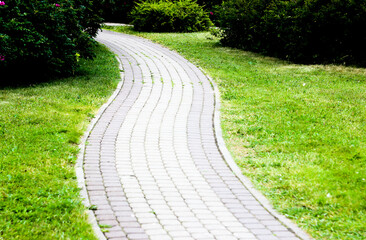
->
100, 0, 136, 23
215, 0, 366, 66
0, 0, 103, 83
196, 0, 222, 21
196, 0, 222, 10
130, 0, 212, 32
98, 0, 222, 24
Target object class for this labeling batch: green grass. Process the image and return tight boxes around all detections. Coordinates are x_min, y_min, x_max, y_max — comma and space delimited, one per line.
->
104, 26, 366, 239
0, 44, 120, 239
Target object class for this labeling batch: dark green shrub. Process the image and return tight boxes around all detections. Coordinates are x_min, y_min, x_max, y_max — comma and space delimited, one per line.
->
98, 0, 222, 23
196, 0, 222, 22
0, 0, 102, 84
100, 0, 136, 23
196, 0, 222, 10
130, 0, 212, 32
215, 0, 366, 66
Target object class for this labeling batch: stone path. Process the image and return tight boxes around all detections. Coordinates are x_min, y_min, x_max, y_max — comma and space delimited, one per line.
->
79, 30, 311, 240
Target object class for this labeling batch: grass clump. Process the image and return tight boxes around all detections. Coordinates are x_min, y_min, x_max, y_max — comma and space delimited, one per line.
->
105, 26, 366, 240
0, 44, 120, 239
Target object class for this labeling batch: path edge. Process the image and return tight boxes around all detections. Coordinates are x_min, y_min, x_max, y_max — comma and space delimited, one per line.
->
75, 55, 124, 240
201, 67, 313, 240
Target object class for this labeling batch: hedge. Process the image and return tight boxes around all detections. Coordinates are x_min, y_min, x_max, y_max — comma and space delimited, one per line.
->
215, 0, 366, 66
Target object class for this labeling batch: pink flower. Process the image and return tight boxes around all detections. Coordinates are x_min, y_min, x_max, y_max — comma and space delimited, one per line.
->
0, 55, 5, 61
0, 1, 5, 6
210, 12, 214, 16
55, 3, 60, 7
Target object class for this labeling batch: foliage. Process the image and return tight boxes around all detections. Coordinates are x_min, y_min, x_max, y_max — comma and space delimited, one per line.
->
196, 0, 222, 22
98, 0, 222, 23
99, 0, 136, 23
0, 0, 103, 83
0, 44, 120, 239
130, 0, 212, 32
214, 0, 366, 66
196, 0, 222, 10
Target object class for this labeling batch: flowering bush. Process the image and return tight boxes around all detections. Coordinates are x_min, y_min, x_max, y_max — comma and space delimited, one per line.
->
130, 0, 212, 32
215, 0, 366, 66
0, 0, 103, 83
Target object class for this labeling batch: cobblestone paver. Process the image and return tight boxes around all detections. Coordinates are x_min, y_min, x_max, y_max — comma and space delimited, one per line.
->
81, 30, 311, 240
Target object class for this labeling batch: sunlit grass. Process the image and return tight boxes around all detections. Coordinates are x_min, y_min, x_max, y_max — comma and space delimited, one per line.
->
0, 44, 120, 239
104, 26, 366, 239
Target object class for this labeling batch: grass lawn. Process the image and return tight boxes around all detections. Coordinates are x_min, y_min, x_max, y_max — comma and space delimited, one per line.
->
0, 44, 120, 239
103, 26, 366, 240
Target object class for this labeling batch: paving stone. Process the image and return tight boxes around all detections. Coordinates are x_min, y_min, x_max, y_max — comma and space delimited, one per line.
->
250, 228, 273, 235
105, 231, 127, 238
159, 219, 182, 226
238, 217, 261, 224
149, 235, 172, 240
267, 225, 290, 231
274, 231, 297, 237
108, 237, 128, 240
246, 223, 267, 229
256, 214, 277, 220
87, 185, 105, 191
95, 204, 113, 210
127, 233, 149, 240
91, 200, 110, 205
164, 225, 186, 232
88, 190, 107, 196
138, 217, 160, 224
168, 230, 191, 238
113, 206, 132, 211
144, 228, 168, 236
97, 215, 117, 220
215, 235, 237, 240
256, 235, 281, 240
233, 232, 257, 239
98, 220, 119, 227
95, 209, 115, 215
156, 214, 178, 221
174, 237, 195, 240
123, 227, 146, 234
108, 196, 127, 202
117, 215, 137, 222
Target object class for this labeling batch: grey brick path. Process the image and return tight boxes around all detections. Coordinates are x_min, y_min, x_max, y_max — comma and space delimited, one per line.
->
80, 30, 311, 240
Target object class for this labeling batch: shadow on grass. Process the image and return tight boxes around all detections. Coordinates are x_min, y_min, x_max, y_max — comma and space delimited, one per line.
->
0, 64, 90, 90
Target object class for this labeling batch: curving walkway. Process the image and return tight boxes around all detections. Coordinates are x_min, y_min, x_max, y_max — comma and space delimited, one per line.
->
79, 30, 311, 240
